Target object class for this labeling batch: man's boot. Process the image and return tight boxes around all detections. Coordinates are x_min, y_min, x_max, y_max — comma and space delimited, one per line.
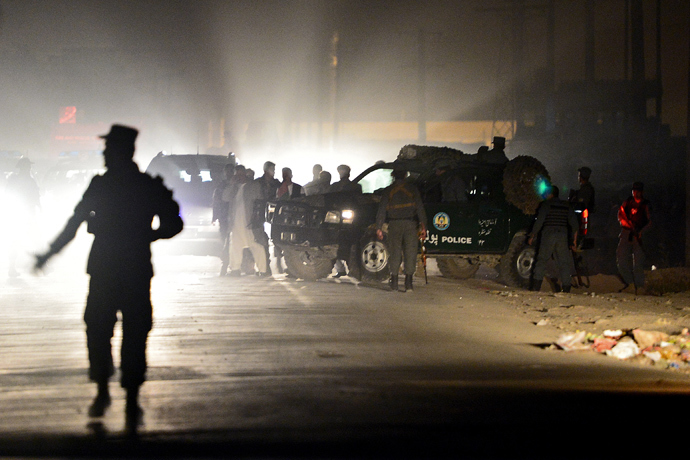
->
389, 275, 398, 291
562, 284, 571, 293
88, 381, 111, 417
529, 279, 542, 292
404, 274, 414, 292
125, 386, 143, 434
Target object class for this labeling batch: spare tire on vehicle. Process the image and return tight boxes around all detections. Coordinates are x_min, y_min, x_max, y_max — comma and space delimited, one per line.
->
502, 155, 550, 215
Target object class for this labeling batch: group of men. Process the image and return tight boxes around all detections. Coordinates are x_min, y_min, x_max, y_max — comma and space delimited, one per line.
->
12, 123, 655, 436
211, 161, 362, 278
529, 166, 651, 295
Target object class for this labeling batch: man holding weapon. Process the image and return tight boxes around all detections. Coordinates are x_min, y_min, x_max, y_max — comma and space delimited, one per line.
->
617, 181, 651, 295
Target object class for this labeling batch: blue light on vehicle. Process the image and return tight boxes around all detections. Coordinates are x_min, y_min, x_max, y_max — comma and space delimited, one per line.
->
534, 175, 551, 199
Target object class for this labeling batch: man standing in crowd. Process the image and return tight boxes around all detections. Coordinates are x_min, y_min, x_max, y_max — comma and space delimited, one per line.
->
617, 181, 651, 294
228, 172, 270, 277
253, 161, 280, 274
330, 164, 361, 277
330, 164, 362, 193
276, 167, 303, 199
219, 165, 256, 276
304, 164, 323, 196
570, 166, 595, 213
529, 185, 578, 293
567, 166, 595, 287
213, 163, 235, 276
376, 164, 427, 292
274, 167, 303, 273
33, 124, 183, 433
315, 170, 332, 194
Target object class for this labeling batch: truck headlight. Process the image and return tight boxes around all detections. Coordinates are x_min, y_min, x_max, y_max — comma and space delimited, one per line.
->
341, 209, 354, 224
325, 209, 355, 224
324, 211, 341, 224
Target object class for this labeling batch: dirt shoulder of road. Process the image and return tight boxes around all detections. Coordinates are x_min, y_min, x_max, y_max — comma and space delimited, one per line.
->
463, 267, 690, 373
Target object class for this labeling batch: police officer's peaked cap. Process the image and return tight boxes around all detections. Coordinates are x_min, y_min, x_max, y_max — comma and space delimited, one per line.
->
492, 136, 506, 148
578, 166, 592, 179
632, 181, 644, 191
99, 124, 138, 147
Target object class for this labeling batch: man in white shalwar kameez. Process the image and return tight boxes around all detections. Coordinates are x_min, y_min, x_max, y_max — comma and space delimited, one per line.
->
229, 181, 268, 275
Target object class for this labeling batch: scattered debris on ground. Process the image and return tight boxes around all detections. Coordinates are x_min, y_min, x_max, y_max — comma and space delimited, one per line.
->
470, 269, 690, 375
553, 328, 690, 372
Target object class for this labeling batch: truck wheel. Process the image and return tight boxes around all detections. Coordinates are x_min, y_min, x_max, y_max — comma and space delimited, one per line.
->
437, 257, 480, 279
282, 247, 335, 281
502, 155, 550, 215
357, 235, 390, 282
498, 233, 534, 288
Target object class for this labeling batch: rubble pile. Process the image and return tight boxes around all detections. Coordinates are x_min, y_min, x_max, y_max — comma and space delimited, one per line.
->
555, 328, 690, 371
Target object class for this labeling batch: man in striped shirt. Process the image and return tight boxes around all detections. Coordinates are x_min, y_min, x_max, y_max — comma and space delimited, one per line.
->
528, 185, 579, 292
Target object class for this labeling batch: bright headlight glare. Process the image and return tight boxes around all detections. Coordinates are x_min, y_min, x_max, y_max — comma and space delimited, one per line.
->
324, 211, 340, 224
341, 209, 354, 224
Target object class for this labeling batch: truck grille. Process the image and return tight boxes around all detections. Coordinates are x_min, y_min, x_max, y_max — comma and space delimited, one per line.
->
274, 204, 321, 227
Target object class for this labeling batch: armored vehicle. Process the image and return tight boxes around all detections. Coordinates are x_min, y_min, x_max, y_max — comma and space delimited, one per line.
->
268, 145, 550, 287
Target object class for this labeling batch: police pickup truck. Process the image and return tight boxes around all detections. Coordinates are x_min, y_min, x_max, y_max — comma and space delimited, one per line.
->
267, 145, 550, 287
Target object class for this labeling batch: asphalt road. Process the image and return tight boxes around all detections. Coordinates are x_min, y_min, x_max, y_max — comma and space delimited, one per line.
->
1, 247, 689, 458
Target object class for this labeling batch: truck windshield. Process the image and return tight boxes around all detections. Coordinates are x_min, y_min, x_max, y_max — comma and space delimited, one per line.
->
358, 168, 393, 194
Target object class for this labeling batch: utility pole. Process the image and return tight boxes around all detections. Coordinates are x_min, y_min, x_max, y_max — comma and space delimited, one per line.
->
686, 11, 690, 266
417, 28, 427, 143
329, 31, 340, 148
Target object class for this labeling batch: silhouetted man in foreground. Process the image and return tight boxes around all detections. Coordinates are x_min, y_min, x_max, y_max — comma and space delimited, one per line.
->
34, 124, 183, 432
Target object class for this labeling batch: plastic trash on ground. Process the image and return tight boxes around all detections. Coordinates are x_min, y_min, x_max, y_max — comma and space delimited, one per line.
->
592, 337, 617, 353
605, 338, 640, 360
633, 329, 669, 350
603, 330, 623, 339
555, 331, 590, 351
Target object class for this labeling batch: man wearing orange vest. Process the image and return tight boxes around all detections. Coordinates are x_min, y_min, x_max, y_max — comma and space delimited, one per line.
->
376, 163, 427, 292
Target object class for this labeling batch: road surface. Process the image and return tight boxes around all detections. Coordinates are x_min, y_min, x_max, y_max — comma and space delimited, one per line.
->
1, 247, 688, 458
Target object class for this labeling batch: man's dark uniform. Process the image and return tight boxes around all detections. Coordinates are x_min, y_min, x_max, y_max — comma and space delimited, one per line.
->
35, 124, 183, 428
530, 187, 578, 292
376, 167, 427, 292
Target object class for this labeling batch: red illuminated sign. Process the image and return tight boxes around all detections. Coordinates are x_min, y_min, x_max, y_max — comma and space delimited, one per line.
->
59, 106, 77, 124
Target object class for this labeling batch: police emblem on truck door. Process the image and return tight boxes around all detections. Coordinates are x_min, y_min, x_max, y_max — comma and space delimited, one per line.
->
433, 212, 450, 230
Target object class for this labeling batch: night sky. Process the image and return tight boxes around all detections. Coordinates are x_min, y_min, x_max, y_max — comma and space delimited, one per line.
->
0, 0, 687, 165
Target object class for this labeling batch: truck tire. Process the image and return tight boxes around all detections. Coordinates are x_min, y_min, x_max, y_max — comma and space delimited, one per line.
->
282, 247, 335, 281
502, 155, 550, 215
498, 233, 535, 288
357, 235, 390, 282
437, 257, 480, 279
